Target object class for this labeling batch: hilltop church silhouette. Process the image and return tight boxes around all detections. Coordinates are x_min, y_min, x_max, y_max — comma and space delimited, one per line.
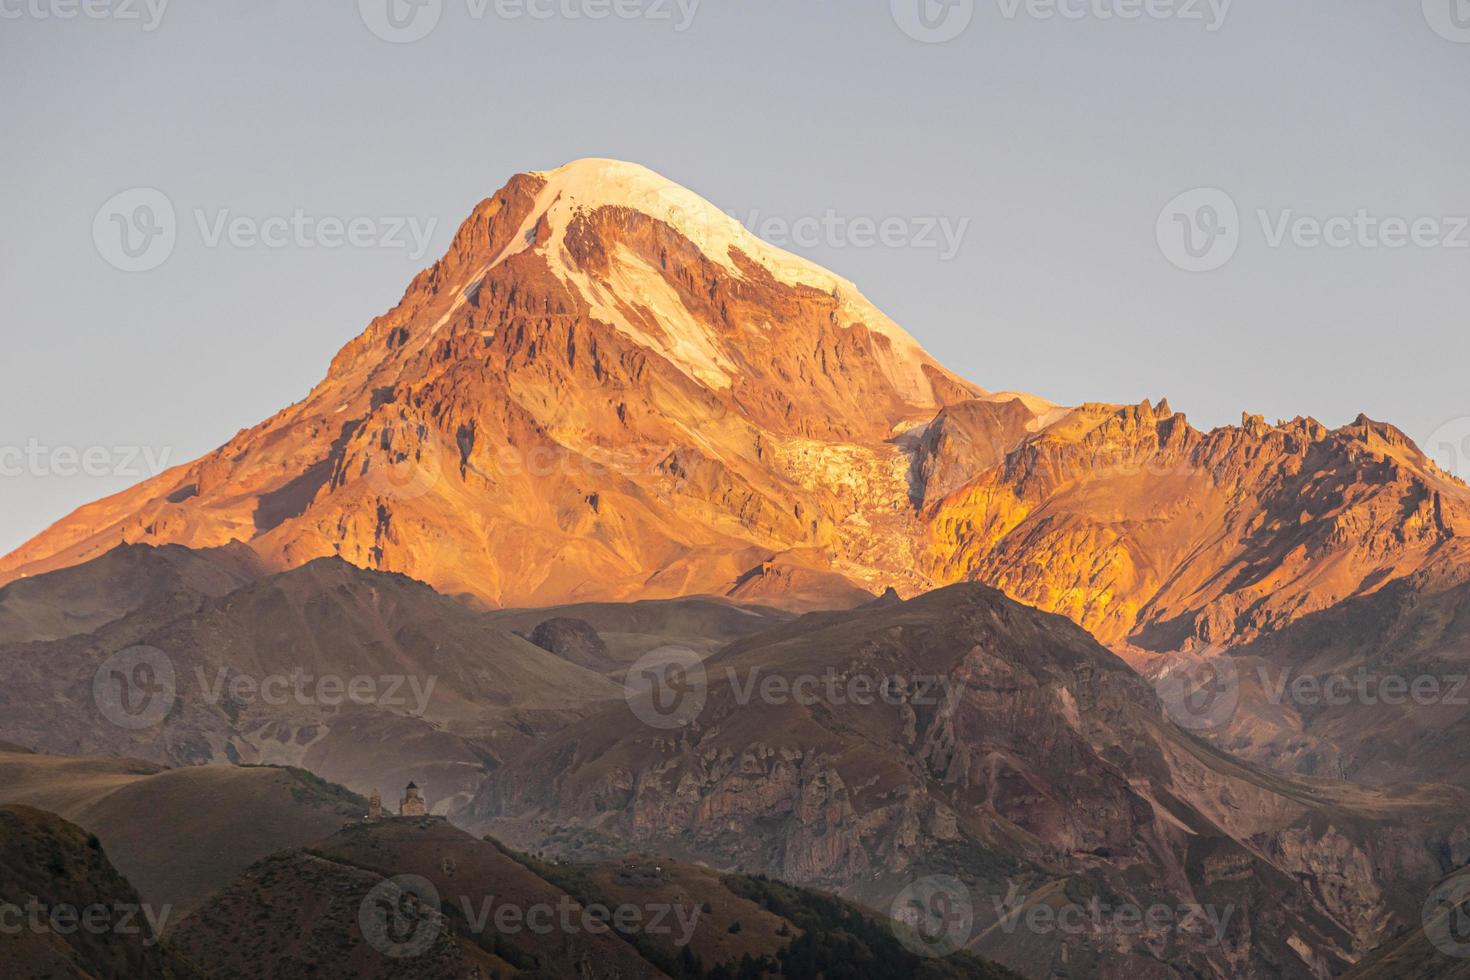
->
366, 781, 426, 819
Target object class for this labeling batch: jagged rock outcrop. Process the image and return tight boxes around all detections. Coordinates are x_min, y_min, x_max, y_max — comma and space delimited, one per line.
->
926, 400, 1470, 650
467, 585, 1470, 979
525, 616, 613, 670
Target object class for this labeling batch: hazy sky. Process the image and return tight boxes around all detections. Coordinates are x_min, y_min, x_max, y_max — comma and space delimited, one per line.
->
3, 1, 1469, 552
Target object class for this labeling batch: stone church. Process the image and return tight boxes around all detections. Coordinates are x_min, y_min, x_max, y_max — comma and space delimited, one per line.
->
365, 781, 427, 820
400, 781, 427, 817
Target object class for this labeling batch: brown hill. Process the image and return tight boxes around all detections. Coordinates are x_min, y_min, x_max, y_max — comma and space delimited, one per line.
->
0, 747, 365, 915
0, 556, 620, 811
0, 804, 199, 979
173, 815, 1022, 979
0, 541, 263, 644
172, 847, 490, 980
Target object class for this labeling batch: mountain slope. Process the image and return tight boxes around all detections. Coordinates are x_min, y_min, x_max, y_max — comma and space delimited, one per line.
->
926, 401, 1470, 651
172, 815, 1023, 980
0, 556, 621, 811
0, 805, 200, 979
172, 830, 493, 980
0, 541, 263, 644
3, 159, 1465, 660
486, 593, 793, 665
468, 584, 1470, 979
0, 158, 1003, 611
0, 746, 366, 915
1345, 866, 1470, 980
1199, 555, 1470, 786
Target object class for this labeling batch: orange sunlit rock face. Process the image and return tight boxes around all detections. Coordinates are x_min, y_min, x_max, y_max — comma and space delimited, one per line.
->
926, 401, 1470, 652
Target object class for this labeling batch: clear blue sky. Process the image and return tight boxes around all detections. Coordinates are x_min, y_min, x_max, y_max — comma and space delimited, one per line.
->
3, 1, 1469, 552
